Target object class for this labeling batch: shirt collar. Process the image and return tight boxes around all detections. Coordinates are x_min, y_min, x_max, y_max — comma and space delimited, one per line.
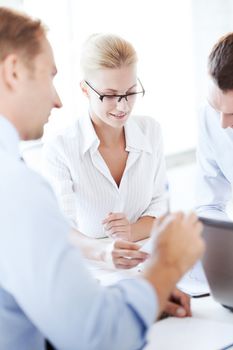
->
0, 115, 20, 159
124, 117, 152, 153
78, 114, 152, 155
78, 114, 100, 156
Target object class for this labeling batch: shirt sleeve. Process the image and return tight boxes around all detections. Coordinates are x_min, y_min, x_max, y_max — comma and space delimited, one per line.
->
141, 124, 167, 218
42, 139, 78, 229
196, 106, 232, 220
0, 168, 158, 350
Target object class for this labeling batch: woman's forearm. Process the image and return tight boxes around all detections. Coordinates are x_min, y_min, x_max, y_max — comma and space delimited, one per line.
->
130, 216, 156, 242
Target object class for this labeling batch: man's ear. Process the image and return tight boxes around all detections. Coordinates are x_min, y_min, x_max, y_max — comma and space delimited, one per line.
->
80, 80, 89, 98
2, 54, 21, 90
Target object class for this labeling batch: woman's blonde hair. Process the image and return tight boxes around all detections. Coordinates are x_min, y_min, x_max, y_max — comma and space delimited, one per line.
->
80, 33, 137, 78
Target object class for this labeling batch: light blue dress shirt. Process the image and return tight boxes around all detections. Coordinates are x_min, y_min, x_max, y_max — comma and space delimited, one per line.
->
196, 103, 233, 220
0, 116, 157, 350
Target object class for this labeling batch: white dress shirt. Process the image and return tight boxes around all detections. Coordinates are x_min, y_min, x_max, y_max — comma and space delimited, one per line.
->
43, 114, 167, 237
196, 103, 233, 219
0, 115, 158, 349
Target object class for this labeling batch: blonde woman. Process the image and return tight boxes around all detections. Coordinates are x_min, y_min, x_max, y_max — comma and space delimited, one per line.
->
43, 33, 167, 269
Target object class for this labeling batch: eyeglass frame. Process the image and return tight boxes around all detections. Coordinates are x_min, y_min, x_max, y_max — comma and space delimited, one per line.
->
84, 78, 145, 103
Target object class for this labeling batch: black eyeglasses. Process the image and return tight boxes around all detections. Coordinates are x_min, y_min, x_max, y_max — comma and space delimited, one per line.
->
85, 78, 145, 105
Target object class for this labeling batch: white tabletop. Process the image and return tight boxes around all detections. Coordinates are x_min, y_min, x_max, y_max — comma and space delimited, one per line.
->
145, 296, 233, 350
88, 259, 233, 350
72, 235, 233, 350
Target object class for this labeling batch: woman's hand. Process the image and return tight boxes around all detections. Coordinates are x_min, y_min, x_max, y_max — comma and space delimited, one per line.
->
107, 240, 149, 269
102, 212, 132, 241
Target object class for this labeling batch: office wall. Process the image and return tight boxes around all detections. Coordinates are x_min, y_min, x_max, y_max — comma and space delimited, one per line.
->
0, 0, 22, 7
24, 0, 197, 155
191, 0, 233, 111
7, 0, 233, 156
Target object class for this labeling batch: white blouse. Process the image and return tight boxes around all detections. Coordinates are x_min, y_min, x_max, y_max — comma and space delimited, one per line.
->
42, 115, 167, 238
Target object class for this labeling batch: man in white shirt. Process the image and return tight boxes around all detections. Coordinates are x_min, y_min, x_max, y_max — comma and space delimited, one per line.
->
196, 33, 233, 220
0, 7, 204, 350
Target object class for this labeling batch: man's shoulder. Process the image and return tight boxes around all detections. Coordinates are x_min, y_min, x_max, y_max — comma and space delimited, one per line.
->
0, 154, 56, 208
198, 103, 219, 127
0, 155, 69, 237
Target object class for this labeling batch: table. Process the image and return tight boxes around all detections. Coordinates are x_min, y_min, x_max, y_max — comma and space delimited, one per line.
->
145, 296, 233, 350
71, 235, 233, 350
87, 259, 233, 350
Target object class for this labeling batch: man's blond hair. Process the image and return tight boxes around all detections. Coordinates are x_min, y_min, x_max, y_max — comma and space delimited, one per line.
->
0, 7, 46, 65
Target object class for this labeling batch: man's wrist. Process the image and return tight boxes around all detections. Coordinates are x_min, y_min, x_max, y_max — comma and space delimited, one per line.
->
143, 260, 182, 313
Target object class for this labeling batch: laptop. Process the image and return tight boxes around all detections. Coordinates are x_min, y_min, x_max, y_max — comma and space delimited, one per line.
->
199, 216, 233, 311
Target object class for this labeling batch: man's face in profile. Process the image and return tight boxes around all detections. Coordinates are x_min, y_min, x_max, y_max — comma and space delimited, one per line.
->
19, 37, 62, 140
207, 79, 233, 129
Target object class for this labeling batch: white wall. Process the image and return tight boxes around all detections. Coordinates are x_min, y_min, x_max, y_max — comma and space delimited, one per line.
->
0, 0, 23, 8
23, 0, 196, 155
18, 0, 233, 156
192, 0, 233, 110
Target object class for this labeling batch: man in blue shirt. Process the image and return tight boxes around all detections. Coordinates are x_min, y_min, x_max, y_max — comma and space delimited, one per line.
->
196, 33, 233, 220
0, 7, 204, 350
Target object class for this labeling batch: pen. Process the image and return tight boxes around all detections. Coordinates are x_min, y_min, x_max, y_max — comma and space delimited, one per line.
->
192, 293, 210, 298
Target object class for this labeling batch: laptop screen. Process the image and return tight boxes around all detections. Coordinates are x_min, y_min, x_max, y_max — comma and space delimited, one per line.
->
199, 216, 233, 311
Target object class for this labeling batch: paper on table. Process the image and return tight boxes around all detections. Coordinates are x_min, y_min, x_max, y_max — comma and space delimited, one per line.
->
145, 317, 233, 350
177, 260, 210, 296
